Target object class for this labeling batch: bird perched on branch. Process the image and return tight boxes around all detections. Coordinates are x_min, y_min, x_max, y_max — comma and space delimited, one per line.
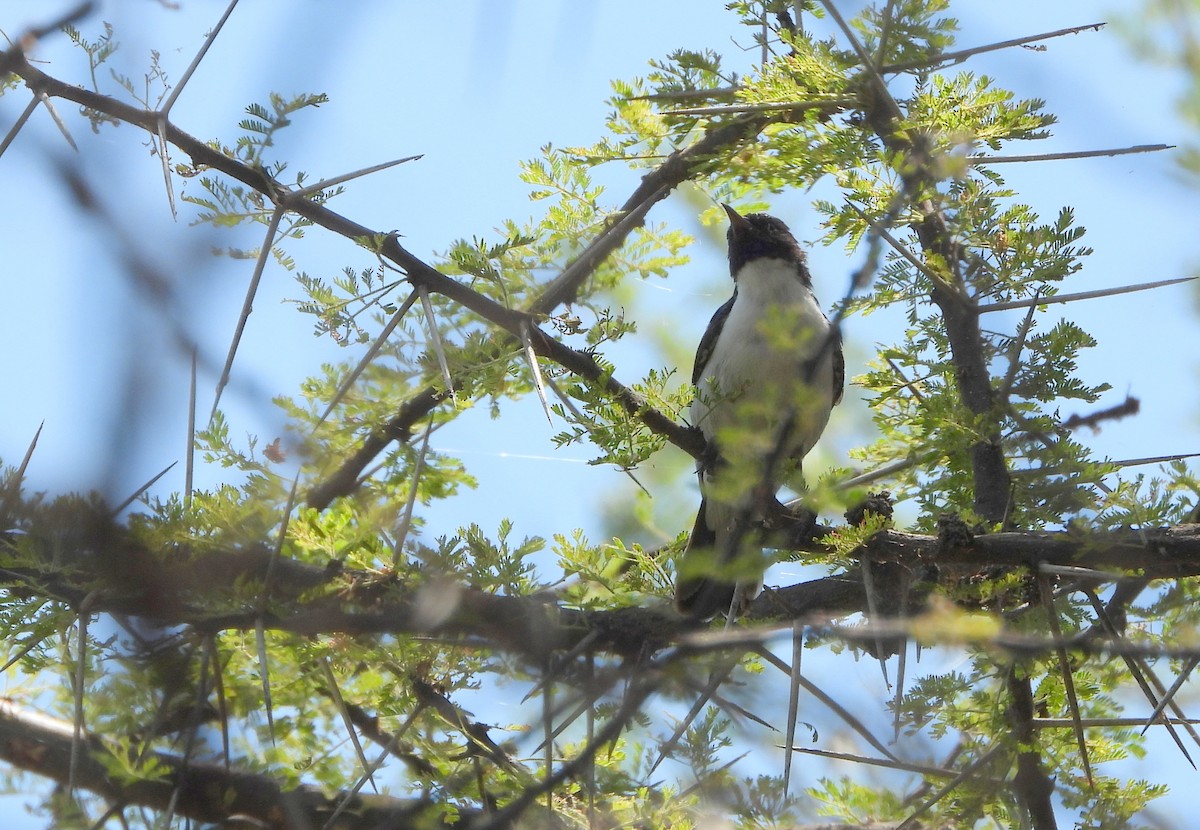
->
674, 204, 844, 620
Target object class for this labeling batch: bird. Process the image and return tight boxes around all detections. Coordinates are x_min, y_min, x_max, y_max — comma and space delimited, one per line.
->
674, 204, 844, 621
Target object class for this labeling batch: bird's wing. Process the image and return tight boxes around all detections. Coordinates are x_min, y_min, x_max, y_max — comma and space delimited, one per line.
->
692, 292, 736, 385
831, 326, 845, 407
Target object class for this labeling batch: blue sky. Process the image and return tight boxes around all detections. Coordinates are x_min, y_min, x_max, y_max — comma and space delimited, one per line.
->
0, 0, 1197, 825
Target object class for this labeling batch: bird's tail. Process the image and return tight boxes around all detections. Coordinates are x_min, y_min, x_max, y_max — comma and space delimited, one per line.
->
674, 498, 760, 621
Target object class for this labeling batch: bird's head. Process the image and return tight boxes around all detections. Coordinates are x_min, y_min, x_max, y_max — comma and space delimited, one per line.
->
722, 203, 807, 278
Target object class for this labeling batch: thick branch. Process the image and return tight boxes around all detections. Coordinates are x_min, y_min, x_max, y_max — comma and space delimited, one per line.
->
5, 524, 1200, 660
851, 45, 1012, 524
1005, 670, 1059, 830
0, 698, 471, 830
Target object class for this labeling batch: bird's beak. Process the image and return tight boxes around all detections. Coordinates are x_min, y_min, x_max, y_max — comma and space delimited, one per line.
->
722, 203, 752, 237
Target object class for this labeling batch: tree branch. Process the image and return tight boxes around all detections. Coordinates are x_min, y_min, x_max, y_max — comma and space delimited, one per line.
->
10, 54, 743, 508
5, 521, 1200, 660
0, 698, 471, 830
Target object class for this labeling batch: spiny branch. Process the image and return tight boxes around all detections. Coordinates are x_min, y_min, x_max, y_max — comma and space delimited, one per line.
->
9, 55, 737, 509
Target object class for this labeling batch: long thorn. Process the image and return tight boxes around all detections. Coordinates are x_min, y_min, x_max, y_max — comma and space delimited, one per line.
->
110, 461, 177, 517
664, 97, 853, 117
1038, 575, 1093, 788
971, 143, 1171, 165
256, 473, 301, 748
978, 275, 1196, 314
1109, 451, 1200, 469
156, 117, 176, 219
185, 347, 197, 514
1081, 590, 1193, 765
319, 289, 418, 425
160, 0, 239, 114
2, 420, 43, 516
782, 622, 803, 795
212, 207, 284, 421
846, 200, 957, 295
882, 22, 1106, 73
208, 635, 231, 768
69, 603, 92, 795
756, 646, 901, 762
391, 419, 433, 569
788, 746, 1004, 783
543, 661, 554, 812
321, 656, 376, 792
895, 745, 1005, 830
1139, 656, 1200, 738
649, 654, 741, 773
294, 155, 424, 198
37, 92, 77, 151
860, 562, 891, 688
0, 96, 39, 160
255, 618, 274, 747
521, 324, 554, 425
417, 285, 456, 406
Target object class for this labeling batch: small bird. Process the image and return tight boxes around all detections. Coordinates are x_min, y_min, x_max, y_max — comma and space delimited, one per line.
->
674, 204, 844, 620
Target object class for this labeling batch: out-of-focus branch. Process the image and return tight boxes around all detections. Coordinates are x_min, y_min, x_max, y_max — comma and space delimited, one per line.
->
5, 518, 1200, 660
0, 698, 475, 830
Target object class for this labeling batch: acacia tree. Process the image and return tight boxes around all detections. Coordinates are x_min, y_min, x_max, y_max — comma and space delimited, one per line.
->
1, 2, 1197, 829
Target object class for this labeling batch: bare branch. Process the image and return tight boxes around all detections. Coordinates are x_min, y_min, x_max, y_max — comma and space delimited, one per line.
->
881, 22, 1107, 74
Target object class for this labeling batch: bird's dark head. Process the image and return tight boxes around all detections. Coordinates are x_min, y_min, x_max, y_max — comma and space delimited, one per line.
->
722, 203, 807, 278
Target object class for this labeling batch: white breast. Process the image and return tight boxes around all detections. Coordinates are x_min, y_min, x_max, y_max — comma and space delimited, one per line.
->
690, 258, 836, 466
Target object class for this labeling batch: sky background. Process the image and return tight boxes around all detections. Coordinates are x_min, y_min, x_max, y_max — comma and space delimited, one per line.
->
1, 1, 1198, 826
